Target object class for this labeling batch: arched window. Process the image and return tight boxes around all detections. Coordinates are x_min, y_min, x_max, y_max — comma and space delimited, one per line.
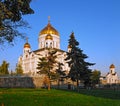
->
50, 42, 52, 48
46, 42, 48, 48
26, 55, 28, 58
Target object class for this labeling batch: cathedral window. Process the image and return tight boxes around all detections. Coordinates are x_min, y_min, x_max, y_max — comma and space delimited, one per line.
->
50, 42, 52, 48
46, 42, 48, 48
111, 70, 112, 73
26, 55, 28, 58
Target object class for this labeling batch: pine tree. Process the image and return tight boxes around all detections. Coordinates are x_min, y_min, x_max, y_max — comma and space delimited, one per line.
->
15, 63, 23, 75
65, 32, 95, 90
37, 49, 58, 90
0, 60, 9, 75
55, 62, 66, 88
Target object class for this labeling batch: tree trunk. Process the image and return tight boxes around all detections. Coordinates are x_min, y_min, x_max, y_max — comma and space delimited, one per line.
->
57, 79, 60, 89
77, 79, 79, 92
43, 76, 51, 90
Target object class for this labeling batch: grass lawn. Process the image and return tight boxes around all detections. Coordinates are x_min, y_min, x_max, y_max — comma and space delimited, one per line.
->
0, 88, 119, 106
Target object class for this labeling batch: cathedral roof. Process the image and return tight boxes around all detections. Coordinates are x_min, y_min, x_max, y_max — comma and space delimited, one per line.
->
110, 64, 115, 68
39, 22, 59, 36
24, 42, 31, 48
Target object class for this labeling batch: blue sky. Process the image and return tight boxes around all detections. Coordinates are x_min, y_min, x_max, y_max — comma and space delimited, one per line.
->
0, 0, 120, 76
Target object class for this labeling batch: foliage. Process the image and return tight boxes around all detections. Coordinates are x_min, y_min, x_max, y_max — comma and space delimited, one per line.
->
91, 70, 101, 87
0, 88, 120, 106
15, 63, 23, 75
0, 60, 9, 75
65, 32, 95, 89
55, 62, 66, 88
0, 0, 34, 45
37, 49, 58, 90
37, 49, 58, 79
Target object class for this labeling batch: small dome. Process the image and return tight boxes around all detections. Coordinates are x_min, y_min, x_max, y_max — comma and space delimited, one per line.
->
40, 23, 59, 36
24, 42, 31, 48
110, 64, 115, 69
45, 34, 53, 40
68, 44, 71, 48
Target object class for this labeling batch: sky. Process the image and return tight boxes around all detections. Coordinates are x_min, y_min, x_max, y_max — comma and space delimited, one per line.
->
0, 0, 120, 76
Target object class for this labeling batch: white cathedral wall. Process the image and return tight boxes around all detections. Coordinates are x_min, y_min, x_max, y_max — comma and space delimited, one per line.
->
20, 49, 70, 75
38, 35, 46, 49
52, 34, 60, 49
38, 34, 60, 49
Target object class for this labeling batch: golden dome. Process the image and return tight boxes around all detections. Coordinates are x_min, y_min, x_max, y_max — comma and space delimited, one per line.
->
45, 34, 53, 40
110, 64, 115, 69
24, 42, 31, 48
40, 23, 59, 36
68, 44, 72, 48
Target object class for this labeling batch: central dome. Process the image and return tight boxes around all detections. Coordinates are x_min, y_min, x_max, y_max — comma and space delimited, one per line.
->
40, 23, 59, 36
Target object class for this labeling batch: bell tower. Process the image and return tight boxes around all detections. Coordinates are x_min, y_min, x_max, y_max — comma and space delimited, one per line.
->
23, 37, 31, 54
109, 64, 115, 74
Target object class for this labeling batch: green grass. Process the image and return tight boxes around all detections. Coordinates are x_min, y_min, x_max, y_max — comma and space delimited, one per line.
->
0, 88, 119, 106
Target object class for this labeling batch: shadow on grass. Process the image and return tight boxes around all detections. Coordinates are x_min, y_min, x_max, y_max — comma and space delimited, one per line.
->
58, 88, 120, 100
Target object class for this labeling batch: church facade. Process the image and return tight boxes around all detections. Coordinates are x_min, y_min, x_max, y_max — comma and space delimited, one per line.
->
18, 20, 70, 75
100, 64, 119, 85
106, 64, 119, 84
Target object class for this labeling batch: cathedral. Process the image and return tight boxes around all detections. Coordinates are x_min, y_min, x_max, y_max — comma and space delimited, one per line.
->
18, 18, 70, 75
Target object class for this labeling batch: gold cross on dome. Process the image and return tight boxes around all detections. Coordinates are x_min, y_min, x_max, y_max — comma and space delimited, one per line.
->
48, 16, 50, 23
26, 37, 28, 43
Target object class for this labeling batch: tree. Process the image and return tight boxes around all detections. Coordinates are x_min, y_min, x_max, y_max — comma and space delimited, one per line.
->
37, 49, 58, 90
65, 32, 95, 90
0, 60, 9, 75
15, 63, 23, 75
0, 0, 34, 45
91, 70, 101, 88
55, 62, 66, 88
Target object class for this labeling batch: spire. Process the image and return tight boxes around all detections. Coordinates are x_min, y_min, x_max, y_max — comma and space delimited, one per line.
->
48, 16, 50, 24
24, 37, 30, 48
26, 37, 28, 43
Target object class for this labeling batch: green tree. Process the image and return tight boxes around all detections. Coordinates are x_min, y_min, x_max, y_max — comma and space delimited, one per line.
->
65, 32, 94, 90
15, 63, 23, 75
0, 60, 9, 75
37, 49, 58, 90
0, 0, 34, 45
55, 62, 66, 88
91, 70, 101, 88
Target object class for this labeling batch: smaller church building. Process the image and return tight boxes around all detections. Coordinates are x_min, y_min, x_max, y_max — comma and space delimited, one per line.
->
106, 64, 119, 84
100, 64, 119, 85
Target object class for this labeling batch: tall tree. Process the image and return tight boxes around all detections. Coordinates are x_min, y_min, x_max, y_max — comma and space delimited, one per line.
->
15, 63, 23, 75
55, 62, 66, 88
91, 70, 101, 88
37, 49, 58, 90
0, 0, 34, 45
0, 60, 9, 75
65, 32, 95, 90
